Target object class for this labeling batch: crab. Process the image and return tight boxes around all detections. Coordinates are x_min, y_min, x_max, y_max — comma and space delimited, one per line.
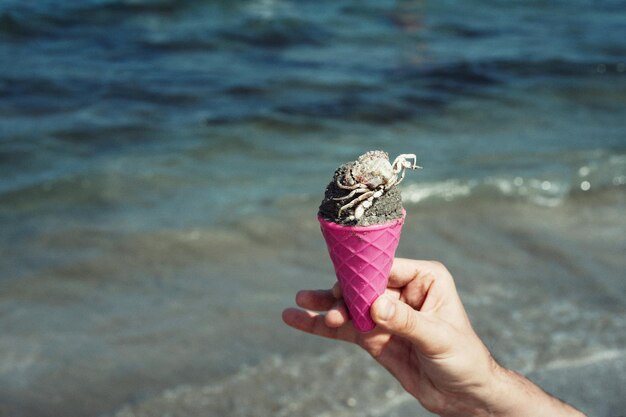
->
334, 150, 420, 220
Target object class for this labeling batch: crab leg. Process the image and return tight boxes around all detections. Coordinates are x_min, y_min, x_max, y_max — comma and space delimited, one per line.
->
338, 190, 376, 217
336, 179, 362, 190
333, 186, 368, 201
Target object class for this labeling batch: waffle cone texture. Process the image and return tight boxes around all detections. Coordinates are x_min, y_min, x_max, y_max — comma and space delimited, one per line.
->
318, 210, 405, 332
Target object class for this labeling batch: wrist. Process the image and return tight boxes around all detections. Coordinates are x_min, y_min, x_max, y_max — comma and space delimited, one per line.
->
435, 354, 506, 417
465, 357, 510, 417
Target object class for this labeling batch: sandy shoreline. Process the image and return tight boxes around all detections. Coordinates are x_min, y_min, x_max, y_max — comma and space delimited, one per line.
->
1, 189, 625, 417
111, 347, 626, 417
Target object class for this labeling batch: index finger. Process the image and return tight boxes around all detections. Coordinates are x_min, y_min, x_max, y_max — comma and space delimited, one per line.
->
388, 258, 448, 288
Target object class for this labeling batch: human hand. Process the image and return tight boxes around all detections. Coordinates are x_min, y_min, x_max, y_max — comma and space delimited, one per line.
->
282, 258, 495, 416
282, 258, 586, 417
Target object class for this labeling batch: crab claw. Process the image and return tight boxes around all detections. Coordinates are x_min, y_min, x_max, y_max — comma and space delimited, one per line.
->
392, 154, 421, 172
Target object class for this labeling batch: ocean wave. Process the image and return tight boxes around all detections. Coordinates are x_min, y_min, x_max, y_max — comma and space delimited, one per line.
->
432, 22, 503, 39
393, 58, 625, 94
217, 16, 333, 49
85, 0, 185, 14
404, 177, 572, 208
0, 1, 190, 39
0, 74, 200, 117
403, 153, 626, 207
113, 347, 414, 417
205, 55, 623, 126
112, 345, 626, 417
0, 10, 39, 38
138, 37, 217, 53
0, 76, 76, 98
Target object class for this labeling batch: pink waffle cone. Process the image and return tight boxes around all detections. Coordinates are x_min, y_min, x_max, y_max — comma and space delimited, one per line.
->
318, 210, 405, 332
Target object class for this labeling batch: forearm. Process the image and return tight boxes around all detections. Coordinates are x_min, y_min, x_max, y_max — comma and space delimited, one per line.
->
433, 361, 586, 417
484, 366, 587, 417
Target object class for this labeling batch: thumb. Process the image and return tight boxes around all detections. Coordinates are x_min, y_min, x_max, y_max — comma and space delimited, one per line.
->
371, 295, 444, 354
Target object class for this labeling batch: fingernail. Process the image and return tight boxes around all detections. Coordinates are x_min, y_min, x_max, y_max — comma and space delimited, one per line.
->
376, 296, 395, 321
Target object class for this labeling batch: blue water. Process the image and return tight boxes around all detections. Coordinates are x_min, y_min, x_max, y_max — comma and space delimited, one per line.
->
2, 0, 625, 225
1, 1, 625, 416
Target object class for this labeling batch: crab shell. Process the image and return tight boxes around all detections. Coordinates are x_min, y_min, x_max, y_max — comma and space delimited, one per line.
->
349, 151, 394, 189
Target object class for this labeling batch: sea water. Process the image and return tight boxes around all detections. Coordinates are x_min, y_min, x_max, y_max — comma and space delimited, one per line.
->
1, 1, 625, 416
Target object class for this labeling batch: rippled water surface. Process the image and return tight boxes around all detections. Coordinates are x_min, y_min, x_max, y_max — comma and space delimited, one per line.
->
1, 1, 625, 416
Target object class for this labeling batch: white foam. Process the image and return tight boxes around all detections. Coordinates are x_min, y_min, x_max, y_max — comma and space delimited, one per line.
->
113, 348, 422, 417
543, 349, 626, 371
402, 179, 474, 204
